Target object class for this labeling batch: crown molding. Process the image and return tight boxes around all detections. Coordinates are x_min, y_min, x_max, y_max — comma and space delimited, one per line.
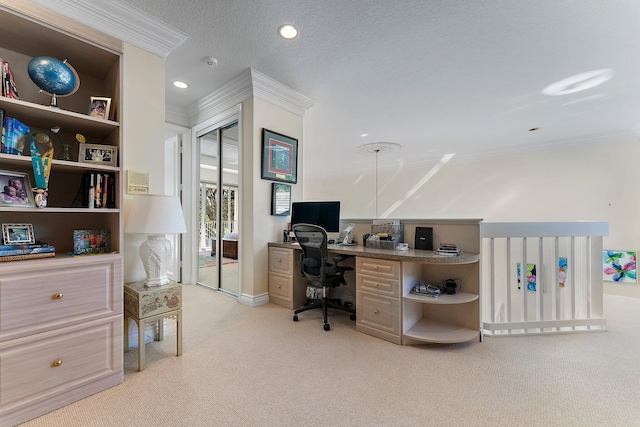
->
186, 69, 254, 125
165, 104, 190, 128
29, 0, 188, 58
186, 68, 315, 125
250, 69, 316, 117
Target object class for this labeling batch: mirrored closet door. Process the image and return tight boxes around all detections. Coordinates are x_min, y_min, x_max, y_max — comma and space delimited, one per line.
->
197, 121, 239, 296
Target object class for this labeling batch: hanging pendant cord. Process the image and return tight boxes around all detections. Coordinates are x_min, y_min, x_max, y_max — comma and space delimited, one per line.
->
374, 149, 380, 218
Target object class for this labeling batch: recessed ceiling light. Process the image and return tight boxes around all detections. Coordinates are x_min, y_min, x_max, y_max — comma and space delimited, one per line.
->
279, 24, 298, 39
360, 133, 369, 137
542, 69, 613, 96
173, 81, 189, 89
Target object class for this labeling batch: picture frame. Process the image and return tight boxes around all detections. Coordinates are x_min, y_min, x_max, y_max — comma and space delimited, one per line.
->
271, 183, 291, 216
73, 229, 112, 255
0, 170, 36, 207
88, 96, 111, 120
261, 128, 298, 184
2, 223, 35, 244
79, 143, 117, 167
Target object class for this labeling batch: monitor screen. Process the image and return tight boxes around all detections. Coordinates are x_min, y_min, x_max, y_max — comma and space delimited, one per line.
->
290, 201, 341, 232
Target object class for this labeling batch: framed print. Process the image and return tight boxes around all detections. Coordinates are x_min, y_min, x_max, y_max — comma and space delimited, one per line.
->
271, 183, 291, 215
603, 250, 637, 283
73, 229, 112, 255
2, 223, 35, 244
88, 96, 111, 120
261, 128, 298, 183
0, 170, 35, 207
79, 143, 117, 167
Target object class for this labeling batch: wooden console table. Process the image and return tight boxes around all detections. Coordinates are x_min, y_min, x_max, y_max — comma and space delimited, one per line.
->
124, 281, 183, 371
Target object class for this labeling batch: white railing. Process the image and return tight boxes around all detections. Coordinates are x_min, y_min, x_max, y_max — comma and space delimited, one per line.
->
480, 222, 608, 336
199, 221, 237, 248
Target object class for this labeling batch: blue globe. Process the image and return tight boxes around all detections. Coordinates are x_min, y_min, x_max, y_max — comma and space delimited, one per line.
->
27, 56, 80, 96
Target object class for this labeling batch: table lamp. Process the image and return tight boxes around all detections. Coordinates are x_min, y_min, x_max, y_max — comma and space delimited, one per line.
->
125, 194, 187, 287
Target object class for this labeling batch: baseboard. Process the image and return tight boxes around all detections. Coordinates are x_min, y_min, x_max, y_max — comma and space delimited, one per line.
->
239, 292, 270, 307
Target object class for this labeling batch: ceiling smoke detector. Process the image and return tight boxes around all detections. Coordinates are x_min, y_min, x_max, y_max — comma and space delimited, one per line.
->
204, 57, 218, 68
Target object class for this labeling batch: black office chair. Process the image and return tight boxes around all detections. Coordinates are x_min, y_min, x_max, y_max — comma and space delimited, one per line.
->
292, 223, 356, 331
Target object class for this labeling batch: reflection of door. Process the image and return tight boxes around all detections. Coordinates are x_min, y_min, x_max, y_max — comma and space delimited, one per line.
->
197, 121, 239, 296
165, 134, 181, 282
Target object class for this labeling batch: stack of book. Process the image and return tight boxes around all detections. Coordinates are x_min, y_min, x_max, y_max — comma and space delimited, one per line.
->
435, 243, 461, 256
1, 59, 19, 100
0, 242, 55, 262
71, 172, 117, 208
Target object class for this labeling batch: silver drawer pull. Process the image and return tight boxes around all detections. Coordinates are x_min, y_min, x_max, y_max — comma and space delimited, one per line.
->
52, 293, 64, 300
373, 283, 379, 287
373, 309, 379, 314
277, 285, 282, 288
52, 360, 63, 367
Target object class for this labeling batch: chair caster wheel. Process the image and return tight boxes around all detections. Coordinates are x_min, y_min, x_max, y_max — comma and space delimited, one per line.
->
324, 323, 330, 331
350, 314, 356, 321
293, 315, 298, 322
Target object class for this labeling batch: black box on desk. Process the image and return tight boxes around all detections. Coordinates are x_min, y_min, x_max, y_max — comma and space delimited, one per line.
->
415, 227, 433, 250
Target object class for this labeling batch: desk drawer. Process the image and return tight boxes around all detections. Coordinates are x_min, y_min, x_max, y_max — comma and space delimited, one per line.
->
0, 316, 122, 412
356, 257, 400, 280
269, 272, 293, 302
356, 274, 399, 298
269, 247, 294, 275
356, 292, 400, 336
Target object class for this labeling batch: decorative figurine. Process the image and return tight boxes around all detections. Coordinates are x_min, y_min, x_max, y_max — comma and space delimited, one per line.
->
33, 188, 47, 208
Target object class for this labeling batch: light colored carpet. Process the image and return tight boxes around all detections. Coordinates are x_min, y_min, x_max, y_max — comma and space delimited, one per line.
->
21, 285, 640, 426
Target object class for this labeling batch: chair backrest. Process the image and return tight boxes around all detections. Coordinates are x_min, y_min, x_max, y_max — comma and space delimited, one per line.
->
292, 223, 334, 281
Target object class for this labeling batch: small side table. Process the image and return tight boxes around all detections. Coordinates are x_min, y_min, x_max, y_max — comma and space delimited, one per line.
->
124, 280, 183, 371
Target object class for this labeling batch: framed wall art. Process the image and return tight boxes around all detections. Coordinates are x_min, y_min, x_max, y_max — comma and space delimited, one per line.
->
2, 223, 35, 244
261, 128, 298, 184
603, 250, 637, 283
79, 143, 117, 167
0, 170, 35, 207
88, 96, 111, 119
271, 183, 291, 216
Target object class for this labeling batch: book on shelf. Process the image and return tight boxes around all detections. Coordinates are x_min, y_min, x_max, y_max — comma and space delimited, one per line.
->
3, 117, 29, 155
70, 172, 116, 208
0, 241, 49, 251
1, 59, 19, 100
0, 245, 55, 256
0, 107, 4, 153
0, 252, 55, 262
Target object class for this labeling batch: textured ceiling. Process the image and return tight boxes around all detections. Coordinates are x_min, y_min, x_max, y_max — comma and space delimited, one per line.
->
121, 0, 640, 178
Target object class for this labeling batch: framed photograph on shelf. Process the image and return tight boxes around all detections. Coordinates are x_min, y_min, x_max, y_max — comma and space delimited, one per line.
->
79, 143, 117, 167
0, 170, 35, 207
271, 183, 291, 216
73, 229, 112, 255
261, 128, 298, 184
88, 96, 111, 119
2, 223, 35, 245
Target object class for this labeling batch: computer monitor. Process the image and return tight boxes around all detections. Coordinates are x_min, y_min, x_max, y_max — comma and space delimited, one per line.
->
290, 201, 341, 232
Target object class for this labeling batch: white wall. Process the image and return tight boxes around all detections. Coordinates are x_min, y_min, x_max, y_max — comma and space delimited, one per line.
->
305, 138, 640, 297
121, 43, 166, 283
244, 97, 304, 299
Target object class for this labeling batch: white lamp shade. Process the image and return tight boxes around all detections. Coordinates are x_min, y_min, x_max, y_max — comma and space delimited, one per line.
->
125, 194, 187, 235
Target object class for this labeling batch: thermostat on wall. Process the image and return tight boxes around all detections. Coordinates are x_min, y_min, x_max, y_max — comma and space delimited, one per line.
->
127, 170, 149, 194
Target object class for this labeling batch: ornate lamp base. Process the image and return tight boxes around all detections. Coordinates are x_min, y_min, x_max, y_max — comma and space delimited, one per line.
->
139, 235, 173, 287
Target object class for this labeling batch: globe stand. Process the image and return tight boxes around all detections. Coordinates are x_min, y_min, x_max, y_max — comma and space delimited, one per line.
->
50, 93, 59, 108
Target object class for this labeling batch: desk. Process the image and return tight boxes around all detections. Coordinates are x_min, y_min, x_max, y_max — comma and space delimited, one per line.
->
124, 281, 183, 371
268, 242, 481, 345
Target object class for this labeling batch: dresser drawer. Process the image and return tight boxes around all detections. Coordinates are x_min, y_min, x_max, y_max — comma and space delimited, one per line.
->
269, 247, 294, 275
356, 257, 400, 280
0, 316, 122, 413
0, 258, 122, 339
356, 292, 400, 336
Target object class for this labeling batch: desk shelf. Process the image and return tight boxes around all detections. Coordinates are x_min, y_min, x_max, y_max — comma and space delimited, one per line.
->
403, 318, 480, 344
